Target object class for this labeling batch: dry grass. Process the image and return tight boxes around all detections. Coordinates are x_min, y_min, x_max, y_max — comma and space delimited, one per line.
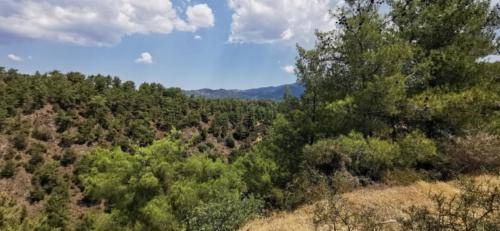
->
241, 175, 499, 231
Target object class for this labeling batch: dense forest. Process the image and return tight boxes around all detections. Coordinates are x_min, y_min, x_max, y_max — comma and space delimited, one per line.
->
1, 0, 499, 230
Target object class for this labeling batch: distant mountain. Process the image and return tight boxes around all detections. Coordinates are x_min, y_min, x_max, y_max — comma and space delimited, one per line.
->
184, 82, 305, 101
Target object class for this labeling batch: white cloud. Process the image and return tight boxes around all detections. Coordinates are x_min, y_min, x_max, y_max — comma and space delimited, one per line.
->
477, 55, 500, 63
0, 0, 215, 46
282, 65, 295, 74
194, 35, 202, 40
7, 54, 22, 61
228, 0, 342, 46
176, 4, 215, 32
135, 52, 153, 64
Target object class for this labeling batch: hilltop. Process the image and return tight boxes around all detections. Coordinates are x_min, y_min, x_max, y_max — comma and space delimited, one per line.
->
184, 83, 304, 101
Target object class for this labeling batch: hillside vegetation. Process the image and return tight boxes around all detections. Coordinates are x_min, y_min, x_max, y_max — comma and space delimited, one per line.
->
1, 0, 500, 230
242, 175, 500, 231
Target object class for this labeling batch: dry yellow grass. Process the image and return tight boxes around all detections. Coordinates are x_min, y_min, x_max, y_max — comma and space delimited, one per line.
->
241, 175, 499, 231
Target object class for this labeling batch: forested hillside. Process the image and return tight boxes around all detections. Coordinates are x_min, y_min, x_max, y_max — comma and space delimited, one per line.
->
0, 69, 278, 230
1, 0, 499, 230
184, 83, 305, 101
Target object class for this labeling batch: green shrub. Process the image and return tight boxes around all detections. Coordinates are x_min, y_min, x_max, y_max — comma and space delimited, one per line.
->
0, 160, 16, 178
32, 127, 52, 141
60, 149, 77, 167
0, 192, 28, 230
234, 152, 277, 199
225, 135, 236, 148
32, 161, 61, 194
42, 183, 70, 229
303, 139, 352, 174
25, 152, 44, 173
200, 128, 208, 141
2, 148, 16, 161
398, 130, 437, 168
12, 133, 27, 150
28, 186, 46, 203
331, 171, 360, 194
28, 142, 47, 156
77, 135, 251, 230
233, 124, 249, 141
316, 132, 400, 181
187, 195, 263, 231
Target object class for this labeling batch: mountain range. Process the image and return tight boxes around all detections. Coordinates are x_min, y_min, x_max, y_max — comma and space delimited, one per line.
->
184, 82, 304, 101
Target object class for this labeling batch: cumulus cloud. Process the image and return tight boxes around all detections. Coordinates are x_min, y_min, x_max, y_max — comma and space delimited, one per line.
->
176, 4, 215, 32
135, 52, 153, 64
228, 0, 342, 46
0, 0, 215, 46
282, 65, 295, 74
194, 35, 202, 40
7, 54, 22, 61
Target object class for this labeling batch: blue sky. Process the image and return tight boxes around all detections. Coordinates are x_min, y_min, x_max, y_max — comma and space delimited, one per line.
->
0, 0, 342, 90
2, 0, 497, 90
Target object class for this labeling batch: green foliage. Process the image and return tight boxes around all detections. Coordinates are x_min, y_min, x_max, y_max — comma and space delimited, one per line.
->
234, 151, 278, 200
225, 135, 236, 148
28, 142, 47, 156
77, 133, 260, 230
0, 0, 499, 228
32, 127, 52, 142
257, 0, 500, 207
41, 183, 70, 230
25, 152, 44, 174
11, 133, 27, 150
333, 132, 400, 180
398, 130, 437, 168
187, 195, 263, 231
0, 68, 276, 149
0, 192, 27, 231
0, 160, 16, 179
31, 161, 62, 198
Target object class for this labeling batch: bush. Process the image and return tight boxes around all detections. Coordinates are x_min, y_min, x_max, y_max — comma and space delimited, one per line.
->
42, 184, 70, 229
381, 169, 429, 186
233, 124, 249, 141
446, 132, 500, 173
60, 149, 77, 167
303, 139, 352, 175
31, 161, 61, 194
318, 132, 400, 181
187, 195, 263, 231
398, 130, 437, 168
399, 178, 499, 230
25, 152, 44, 173
234, 151, 277, 200
28, 186, 46, 203
314, 192, 386, 231
0, 192, 28, 230
12, 133, 27, 150
28, 142, 47, 156
225, 135, 236, 148
331, 171, 360, 194
32, 127, 52, 141
0, 160, 16, 178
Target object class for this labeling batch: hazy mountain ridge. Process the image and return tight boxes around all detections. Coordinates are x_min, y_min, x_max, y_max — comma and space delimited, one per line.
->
185, 82, 305, 100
